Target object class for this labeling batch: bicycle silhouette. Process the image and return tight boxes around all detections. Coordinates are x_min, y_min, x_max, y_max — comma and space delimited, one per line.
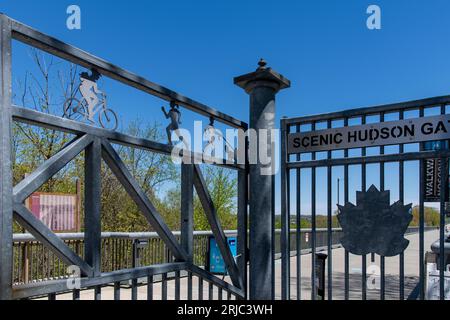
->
63, 77, 118, 131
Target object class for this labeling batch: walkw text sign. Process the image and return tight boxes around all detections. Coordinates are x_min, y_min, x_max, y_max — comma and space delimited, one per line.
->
288, 114, 450, 153
423, 141, 448, 202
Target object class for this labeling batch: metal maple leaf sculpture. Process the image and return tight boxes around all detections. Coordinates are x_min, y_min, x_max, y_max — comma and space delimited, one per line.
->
337, 185, 413, 257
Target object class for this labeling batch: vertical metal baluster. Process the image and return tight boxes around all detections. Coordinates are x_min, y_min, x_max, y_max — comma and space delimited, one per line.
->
114, 282, 120, 300
399, 110, 405, 300
439, 104, 447, 300
131, 278, 138, 300
46, 244, 50, 279
209, 282, 213, 300
48, 293, 56, 300
272, 142, 276, 300
53, 245, 58, 279
181, 163, 194, 300
73, 289, 80, 300
280, 121, 290, 300
419, 107, 425, 299
218, 288, 223, 300
439, 154, 447, 300
327, 119, 333, 300
175, 271, 180, 300
16, 242, 21, 284
380, 112, 386, 300
30, 241, 35, 281
147, 275, 153, 300
237, 165, 248, 299
161, 273, 167, 300
113, 237, 117, 271
28, 242, 33, 280
40, 245, 47, 279
296, 124, 302, 300
361, 115, 367, 300
287, 169, 291, 299
227, 290, 231, 300
29, 243, 34, 283
311, 121, 317, 300
187, 271, 193, 300
344, 118, 350, 300
198, 277, 203, 300
94, 286, 101, 300
40, 245, 44, 285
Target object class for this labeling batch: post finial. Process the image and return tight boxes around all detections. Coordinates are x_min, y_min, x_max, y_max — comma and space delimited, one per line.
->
257, 58, 267, 70
234, 60, 291, 94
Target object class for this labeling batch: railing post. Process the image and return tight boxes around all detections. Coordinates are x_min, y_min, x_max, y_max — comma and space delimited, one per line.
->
84, 138, 102, 276
234, 60, 290, 300
132, 239, 139, 268
0, 14, 13, 300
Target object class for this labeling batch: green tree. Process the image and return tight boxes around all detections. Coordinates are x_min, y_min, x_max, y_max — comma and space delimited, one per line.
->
162, 166, 238, 231
410, 206, 440, 227
100, 120, 178, 232
13, 50, 80, 194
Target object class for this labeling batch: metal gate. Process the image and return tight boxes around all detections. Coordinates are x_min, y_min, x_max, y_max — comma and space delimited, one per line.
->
0, 14, 248, 300
280, 96, 450, 300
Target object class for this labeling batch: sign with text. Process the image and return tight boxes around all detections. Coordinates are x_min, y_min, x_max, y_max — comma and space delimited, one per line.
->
423, 141, 448, 202
288, 114, 450, 154
28, 192, 80, 232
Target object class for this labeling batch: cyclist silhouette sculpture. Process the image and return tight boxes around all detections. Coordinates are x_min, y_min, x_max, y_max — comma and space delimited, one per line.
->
64, 69, 118, 130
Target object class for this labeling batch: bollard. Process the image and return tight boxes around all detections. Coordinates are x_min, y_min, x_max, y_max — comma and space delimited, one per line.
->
315, 253, 328, 300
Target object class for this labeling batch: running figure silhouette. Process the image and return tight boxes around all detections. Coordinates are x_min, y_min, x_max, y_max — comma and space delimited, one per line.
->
204, 116, 236, 162
161, 101, 183, 145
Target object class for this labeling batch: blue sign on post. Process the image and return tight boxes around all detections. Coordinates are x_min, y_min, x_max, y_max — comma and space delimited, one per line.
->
207, 236, 237, 275
424, 140, 448, 151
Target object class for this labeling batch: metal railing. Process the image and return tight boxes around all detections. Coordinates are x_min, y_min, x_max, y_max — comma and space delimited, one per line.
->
13, 226, 433, 285
12, 231, 220, 285
12, 229, 330, 285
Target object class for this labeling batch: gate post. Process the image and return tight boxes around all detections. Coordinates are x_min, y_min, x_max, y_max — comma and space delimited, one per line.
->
234, 60, 290, 299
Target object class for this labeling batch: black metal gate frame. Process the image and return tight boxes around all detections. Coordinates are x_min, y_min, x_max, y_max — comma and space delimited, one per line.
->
0, 14, 249, 300
280, 95, 450, 300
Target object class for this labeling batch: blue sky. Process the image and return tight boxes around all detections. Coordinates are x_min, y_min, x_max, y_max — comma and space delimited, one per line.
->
3, 0, 450, 214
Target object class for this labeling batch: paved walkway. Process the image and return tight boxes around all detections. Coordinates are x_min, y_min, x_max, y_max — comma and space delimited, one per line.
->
50, 230, 439, 300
